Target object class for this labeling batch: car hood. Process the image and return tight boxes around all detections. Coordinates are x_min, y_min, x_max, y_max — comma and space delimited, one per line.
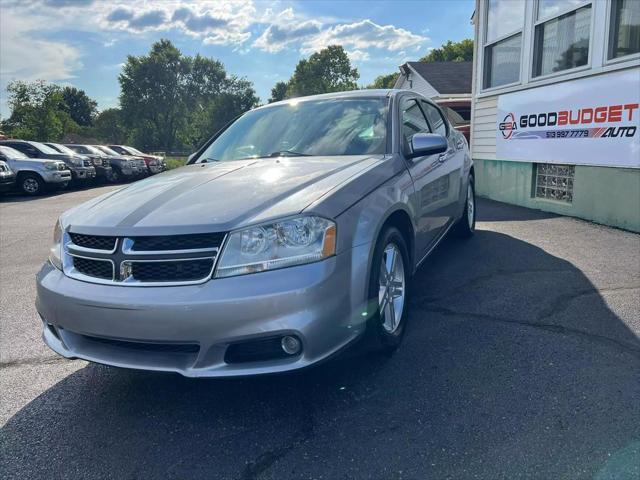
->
62, 155, 383, 234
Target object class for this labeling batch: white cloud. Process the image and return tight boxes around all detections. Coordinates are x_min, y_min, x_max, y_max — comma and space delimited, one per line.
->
252, 12, 427, 59
302, 19, 427, 54
102, 1, 257, 46
0, 10, 82, 82
346, 49, 370, 62
253, 20, 323, 53
0, 7, 83, 117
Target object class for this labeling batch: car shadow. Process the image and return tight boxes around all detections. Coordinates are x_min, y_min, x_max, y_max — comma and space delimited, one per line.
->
475, 197, 559, 221
2, 230, 639, 480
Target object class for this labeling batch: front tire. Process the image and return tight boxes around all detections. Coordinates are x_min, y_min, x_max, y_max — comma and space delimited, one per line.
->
366, 226, 411, 352
454, 177, 475, 238
19, 173, 45, 196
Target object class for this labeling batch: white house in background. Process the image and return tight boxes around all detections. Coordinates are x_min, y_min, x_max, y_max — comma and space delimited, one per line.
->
470, 0, 639, 232
393, 61, 473, 99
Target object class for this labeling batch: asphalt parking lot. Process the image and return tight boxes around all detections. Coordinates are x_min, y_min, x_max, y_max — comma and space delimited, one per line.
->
1, 187, 639, 480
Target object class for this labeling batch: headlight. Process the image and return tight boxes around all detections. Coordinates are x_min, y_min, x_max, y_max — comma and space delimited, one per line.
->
71, 158, 83, 167
49, 219, 63, 270
215, 216, 336, 278
44, 162, 57, 170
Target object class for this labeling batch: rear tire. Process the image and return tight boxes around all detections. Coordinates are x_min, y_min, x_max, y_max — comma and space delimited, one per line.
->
453, 176, 475, 238
19, 173, 45, 196
365, 226, 411, 353
110, 168, 122, 183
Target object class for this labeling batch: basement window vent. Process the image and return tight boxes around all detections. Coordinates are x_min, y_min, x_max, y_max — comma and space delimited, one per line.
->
534, 163, 575, 203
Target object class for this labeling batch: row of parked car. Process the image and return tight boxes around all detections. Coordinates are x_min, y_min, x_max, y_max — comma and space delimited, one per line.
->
0, 140, 167, 196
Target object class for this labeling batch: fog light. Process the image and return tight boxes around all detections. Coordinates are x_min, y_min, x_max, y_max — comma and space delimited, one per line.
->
281, 335, 301, 355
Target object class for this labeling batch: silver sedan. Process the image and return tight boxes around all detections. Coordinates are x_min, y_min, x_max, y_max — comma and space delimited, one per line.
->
35, 89, 475, 377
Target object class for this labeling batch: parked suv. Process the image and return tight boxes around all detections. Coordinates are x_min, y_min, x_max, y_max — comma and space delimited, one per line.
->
0, 145, 71, 195
92, 145, 142, 182
0, 140, 95, 185
46, 143, 112, 183
0, 159, 16, 193
36, 90, 475, 377
109, 145, 166, 174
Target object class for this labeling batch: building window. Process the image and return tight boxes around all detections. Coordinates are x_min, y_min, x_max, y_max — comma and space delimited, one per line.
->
534, 164, 575, 203
483, 0, 525, 89
533, 3, 592, 78
609, 0, 640, 59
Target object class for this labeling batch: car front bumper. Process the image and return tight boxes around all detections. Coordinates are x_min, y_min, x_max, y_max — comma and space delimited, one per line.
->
93, 165, 113, 179
0, 173, 16, 191
70, 166, 96, 180
35, 244, 371, 377
42, 170, 72, 184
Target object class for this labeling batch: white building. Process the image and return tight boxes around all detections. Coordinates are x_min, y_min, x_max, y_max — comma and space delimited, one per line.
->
393, 61, 472, 100
471, 0, 640, 231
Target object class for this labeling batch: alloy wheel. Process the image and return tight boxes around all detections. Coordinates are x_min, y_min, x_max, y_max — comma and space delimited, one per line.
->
23, 178, 39, 194
467, 183, 475, 228
378, 243, 405, 333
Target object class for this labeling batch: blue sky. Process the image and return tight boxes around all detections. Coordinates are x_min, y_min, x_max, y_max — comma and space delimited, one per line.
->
0, 0, 474, 115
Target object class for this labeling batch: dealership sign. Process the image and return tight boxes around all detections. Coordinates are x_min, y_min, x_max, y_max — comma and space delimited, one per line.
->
496, 69, 640, 168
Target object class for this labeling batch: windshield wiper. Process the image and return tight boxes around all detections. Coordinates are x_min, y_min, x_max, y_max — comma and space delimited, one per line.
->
199, 157, 219, 163
267, 150, 311, 157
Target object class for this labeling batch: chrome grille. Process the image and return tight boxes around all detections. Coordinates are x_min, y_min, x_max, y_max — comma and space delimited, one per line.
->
69, 233, 117, 251
129, 259, 215, 282
72, 257, 114, 280
131, 233, 226, 252
63, 231, 225, 286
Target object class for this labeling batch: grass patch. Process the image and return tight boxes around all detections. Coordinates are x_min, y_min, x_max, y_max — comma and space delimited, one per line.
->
165, 156, 189, 170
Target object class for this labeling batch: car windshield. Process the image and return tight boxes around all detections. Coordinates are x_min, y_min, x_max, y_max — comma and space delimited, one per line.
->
198, 98, 388, 162
0, 146, 28, 159
83, 145, 105, 155
29, 141, 60, 154
49, 143, 77, 155
109, 146, 128, 154
95, 146, 120, 156
125, 146, 145, 155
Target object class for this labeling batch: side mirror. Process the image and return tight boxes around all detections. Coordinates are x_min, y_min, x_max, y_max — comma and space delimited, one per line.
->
407, 133, 447, 159
187, 152, 196, 163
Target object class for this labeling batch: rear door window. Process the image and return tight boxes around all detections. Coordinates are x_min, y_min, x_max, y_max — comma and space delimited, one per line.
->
420, 101, 448, 137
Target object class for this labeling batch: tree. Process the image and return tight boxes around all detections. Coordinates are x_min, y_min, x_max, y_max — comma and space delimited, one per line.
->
268, 81, 288, 103
93, 108, 128, 144
420, 39, 474, 62
285, 45, 359, 98
367, 72, 399, 89
2, 80, 75, 141
119, 39, 258, 151
62, 86, 97, 126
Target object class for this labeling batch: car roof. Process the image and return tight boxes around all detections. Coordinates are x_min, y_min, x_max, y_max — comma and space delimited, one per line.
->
259, 89, 415, 110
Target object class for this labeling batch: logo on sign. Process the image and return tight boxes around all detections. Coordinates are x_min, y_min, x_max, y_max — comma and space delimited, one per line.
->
499, 113, 517, 139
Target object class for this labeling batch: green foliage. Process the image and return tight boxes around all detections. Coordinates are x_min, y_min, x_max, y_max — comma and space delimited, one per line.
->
62, 86, 97, 126
268, 81, 288, 103
420, 39, 474, 62
119, 39, 258, 151
93, 108, 127, 144
275, 45, 359, 99
366, 73, 399, 89
164, 155, 189, 170
2, 80, 76, 141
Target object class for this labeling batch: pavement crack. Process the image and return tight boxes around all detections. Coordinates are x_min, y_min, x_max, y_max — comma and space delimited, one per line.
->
238, 395, 316, 480
420, 304, 640, 358
413, 267, 575, 304
0, 355, 71, 369
536, 285, 640, 323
